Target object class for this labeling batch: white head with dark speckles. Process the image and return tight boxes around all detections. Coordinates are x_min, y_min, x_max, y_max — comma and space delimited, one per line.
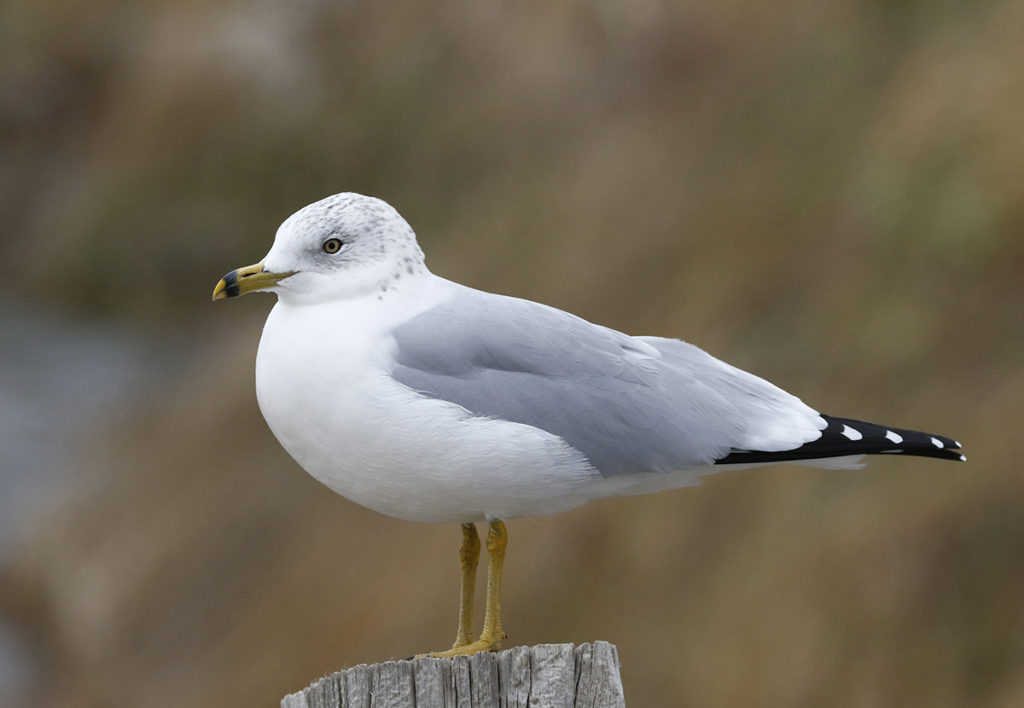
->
261, 193, 428, 305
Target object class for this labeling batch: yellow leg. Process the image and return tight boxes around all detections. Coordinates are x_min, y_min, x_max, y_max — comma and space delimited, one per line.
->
452, 523, 480, 649
429, 520, 508, 657
478, 520, 507, 649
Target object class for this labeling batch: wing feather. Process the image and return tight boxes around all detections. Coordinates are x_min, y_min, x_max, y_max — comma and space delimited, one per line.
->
389, 288, 824, 476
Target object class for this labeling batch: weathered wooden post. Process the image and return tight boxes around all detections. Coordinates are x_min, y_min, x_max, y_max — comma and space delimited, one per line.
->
281, 642, 626, 707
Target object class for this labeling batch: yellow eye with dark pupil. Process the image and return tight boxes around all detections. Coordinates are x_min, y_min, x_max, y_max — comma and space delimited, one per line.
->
323, 238, 342, 254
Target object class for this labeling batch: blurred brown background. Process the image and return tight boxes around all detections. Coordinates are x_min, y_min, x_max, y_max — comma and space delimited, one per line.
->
1, 1, 1022, 706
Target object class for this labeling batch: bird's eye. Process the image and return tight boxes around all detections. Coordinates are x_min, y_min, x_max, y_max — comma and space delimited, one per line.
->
322, 238, 343, 254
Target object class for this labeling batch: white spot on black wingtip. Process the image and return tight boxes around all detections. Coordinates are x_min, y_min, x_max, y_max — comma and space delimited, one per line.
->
841, 425, 863, 441
954, 440, 962, 448
884, 430, 903, 444
930, 437, 944, 448
959, 454, 967, 461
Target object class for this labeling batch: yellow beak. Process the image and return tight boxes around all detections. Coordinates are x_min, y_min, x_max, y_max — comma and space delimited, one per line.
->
212, 262, 295, 300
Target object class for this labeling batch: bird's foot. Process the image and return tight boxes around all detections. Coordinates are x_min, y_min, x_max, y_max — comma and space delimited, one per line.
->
418, 631, 506, 658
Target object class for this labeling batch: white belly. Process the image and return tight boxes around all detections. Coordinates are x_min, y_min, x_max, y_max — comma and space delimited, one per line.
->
254, 297, 599, 523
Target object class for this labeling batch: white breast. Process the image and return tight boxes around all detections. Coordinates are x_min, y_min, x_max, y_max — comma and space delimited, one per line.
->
254, 277, 599, 523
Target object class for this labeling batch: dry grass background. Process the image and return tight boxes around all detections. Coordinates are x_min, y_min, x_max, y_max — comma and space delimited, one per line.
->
1, 1, 1022, 706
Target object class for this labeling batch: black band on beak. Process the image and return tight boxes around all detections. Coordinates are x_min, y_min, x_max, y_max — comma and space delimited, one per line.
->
220, 270, 242, 298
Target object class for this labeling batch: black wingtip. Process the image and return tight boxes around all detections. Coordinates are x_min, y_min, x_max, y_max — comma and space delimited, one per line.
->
715, 415, 964, 465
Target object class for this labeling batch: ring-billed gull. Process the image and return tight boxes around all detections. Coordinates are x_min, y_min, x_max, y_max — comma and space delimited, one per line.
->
212, 192, 964, 657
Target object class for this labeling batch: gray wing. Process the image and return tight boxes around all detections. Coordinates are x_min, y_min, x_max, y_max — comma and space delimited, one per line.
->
389, 287, 821, 476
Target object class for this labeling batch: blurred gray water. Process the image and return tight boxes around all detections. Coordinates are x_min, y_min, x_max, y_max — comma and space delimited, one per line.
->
0, 294, 173, 699
0, 296, 156, 547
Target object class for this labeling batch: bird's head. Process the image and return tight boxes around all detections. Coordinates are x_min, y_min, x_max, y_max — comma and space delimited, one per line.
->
212, 192, 426, 305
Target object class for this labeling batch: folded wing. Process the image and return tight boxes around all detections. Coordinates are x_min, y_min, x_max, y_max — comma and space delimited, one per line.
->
389, 288, 836, 476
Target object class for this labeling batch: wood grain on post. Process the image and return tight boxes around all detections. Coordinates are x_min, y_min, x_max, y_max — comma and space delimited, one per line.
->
281, 642, 626, 707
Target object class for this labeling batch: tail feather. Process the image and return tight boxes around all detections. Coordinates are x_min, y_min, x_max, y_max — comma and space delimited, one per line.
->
715, 414, 965, 465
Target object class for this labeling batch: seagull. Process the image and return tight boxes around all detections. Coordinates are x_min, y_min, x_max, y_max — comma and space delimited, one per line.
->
212, 192, 964, 657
